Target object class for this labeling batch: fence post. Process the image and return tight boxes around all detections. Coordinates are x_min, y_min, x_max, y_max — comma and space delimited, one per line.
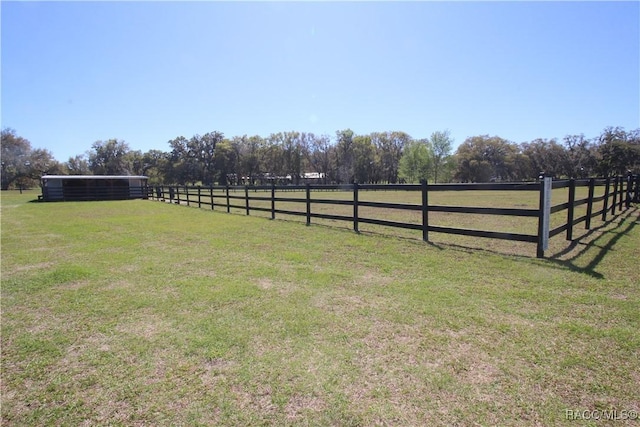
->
210, 187, 214, 210
271, 183, 276, 220
353, 181, 359, 233
226, 185, 230, 213
306, 183, 311, 226
245, 185, 250, 215
566, 179, 575, 241
625, 171, 633, 209
421, 179, 429, 242
618, 175, 624, 211
198, 186, 202, 208
585, 178, 595, 229
635, 174, 640, 203
176, 186, 180, 204
602, 177, 610, 221
536, 177, 551, 258
611, 176, 619, 216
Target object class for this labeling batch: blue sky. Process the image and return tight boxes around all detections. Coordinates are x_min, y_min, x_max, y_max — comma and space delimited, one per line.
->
2, 1, 639, 162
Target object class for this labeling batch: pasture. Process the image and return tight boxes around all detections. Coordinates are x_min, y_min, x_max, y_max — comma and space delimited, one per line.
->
2, 189, 639, 426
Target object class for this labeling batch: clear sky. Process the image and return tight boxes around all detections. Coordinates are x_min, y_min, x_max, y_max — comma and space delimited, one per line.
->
2, 1, 639, 162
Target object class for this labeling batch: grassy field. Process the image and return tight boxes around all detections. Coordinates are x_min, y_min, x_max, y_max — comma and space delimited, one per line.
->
2, 189, 639, 426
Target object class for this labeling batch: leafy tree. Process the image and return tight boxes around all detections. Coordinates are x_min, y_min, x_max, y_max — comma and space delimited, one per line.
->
88, 139, 132, 175
459, 158, 493, 183
335, 129, 355, 183
595, 127, 640, 176
454, 135, 520, 182
265, 132, 306, 184
520, 139, 569, 178
398, 139, 432, 183
306, 134, 333, 184
212, 139, 238, 185
438, 155, 458, 183
166, 132, 223, 185
298, 132, 321, 179
23, 125, 640, 187
167, 136, 198, 184
126, 150, 145, 176
261, 137, 286, 183
233, 135, 264, 185
2, 128, 32, 190
1, 128, 61, 189
430, 130, 453, 183
351, 135, 377, 183
281, 131, 306, 185
139, 149, 169, 185
563, 134, 596, 178
372, 131, 411, 183
509, 152, 534, 181
28, 148, 64, 180
66, 155, 91, 175
191, 132, 223, 185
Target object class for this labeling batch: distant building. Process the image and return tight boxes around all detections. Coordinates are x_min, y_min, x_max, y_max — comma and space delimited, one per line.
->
302, 172, 325, 180
248, 172, 326, 185
40, 175, 148, 202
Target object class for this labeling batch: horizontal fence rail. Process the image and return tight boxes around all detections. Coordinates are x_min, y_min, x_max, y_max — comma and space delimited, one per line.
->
148, 174, 638, 258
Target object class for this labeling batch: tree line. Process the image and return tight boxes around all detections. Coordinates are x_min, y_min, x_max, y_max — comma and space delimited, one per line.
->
2, 126, 639, 190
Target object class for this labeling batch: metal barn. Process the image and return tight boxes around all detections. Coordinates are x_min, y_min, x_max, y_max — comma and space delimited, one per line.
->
40, 175, 148, 202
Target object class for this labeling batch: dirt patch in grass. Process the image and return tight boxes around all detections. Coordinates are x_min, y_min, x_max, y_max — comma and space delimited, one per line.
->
313, 292, 371, 317
255, 277, 296, 295
11, 261, 56, 273
232, 384, 278, 415
56, 280, 91, 291
102, 280, 138, 292
114, 311, 171, 340
285, 394, 327, 419
356, 271, 393, 287
256, 278, 274, 289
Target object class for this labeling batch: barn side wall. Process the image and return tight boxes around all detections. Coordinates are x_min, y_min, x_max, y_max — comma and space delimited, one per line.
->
41, 177, 148, 201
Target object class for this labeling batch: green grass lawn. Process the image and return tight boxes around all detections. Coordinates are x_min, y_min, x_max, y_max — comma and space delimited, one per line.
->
2, 190, 639, 426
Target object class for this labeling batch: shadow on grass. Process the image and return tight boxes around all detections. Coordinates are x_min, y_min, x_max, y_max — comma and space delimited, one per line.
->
421, 207, 638, 279
316, 206, 639, 280
544, 207, 639, 279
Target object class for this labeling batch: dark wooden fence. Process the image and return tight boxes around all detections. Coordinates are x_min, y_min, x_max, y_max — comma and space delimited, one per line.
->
148, 174, 639, 258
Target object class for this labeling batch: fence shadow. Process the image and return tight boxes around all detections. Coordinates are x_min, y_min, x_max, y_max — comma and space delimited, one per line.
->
342, 207, 638, 280
545, 207, 639, 279
177, 200, 637, 279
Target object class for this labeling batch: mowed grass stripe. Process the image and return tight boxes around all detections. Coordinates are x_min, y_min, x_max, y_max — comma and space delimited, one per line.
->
1, 190, 639, 426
